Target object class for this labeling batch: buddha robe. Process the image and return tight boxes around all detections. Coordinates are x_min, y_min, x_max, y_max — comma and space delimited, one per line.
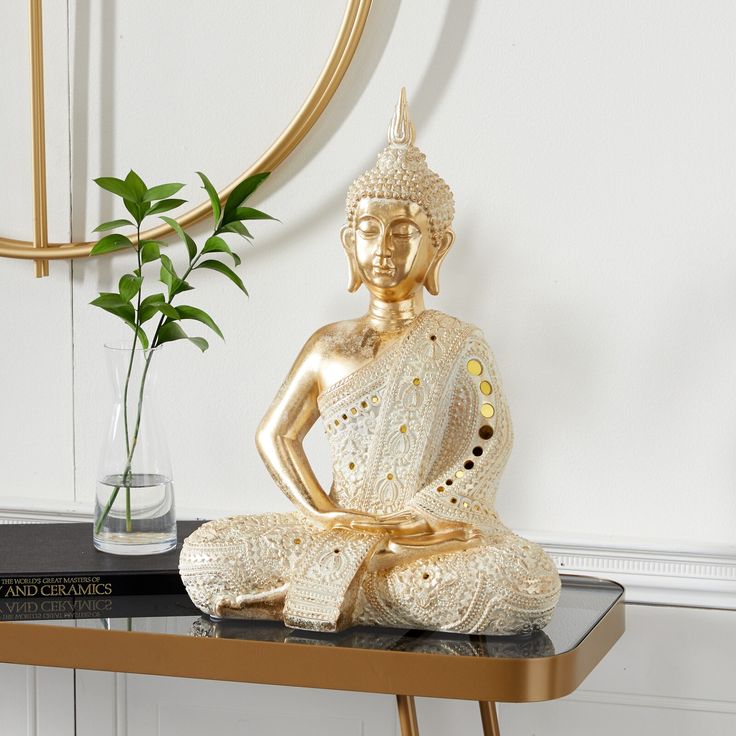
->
180, 310, 561, 634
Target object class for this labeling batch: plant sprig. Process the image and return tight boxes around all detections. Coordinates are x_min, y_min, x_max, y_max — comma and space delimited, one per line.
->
90, 169, 274, 535
91, 169, 274, 352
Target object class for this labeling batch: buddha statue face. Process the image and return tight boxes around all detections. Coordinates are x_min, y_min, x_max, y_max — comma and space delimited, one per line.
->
341, 197, 454, 300
341, 89, 455, 302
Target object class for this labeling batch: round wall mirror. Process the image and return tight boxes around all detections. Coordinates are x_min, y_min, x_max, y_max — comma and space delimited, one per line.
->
0, 0, 371, 275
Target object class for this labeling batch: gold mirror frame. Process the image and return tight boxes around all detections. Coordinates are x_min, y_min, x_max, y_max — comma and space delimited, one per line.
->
1, 0, 372, 277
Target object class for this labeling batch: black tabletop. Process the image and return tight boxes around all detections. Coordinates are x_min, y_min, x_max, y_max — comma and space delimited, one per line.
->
8, 575, 623, 660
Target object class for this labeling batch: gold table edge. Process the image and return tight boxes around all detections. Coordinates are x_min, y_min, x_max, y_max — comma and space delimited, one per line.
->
0, 581, 624, 702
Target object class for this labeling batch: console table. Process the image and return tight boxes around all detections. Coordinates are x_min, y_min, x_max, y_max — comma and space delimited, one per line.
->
0, 575, 624, 735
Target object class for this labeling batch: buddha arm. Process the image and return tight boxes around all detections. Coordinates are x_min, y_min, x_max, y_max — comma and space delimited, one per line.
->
256, 333, 336, 519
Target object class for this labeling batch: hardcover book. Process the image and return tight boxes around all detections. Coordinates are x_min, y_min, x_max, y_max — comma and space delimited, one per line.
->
0, 594, 200, 622
0, 521, 204, 599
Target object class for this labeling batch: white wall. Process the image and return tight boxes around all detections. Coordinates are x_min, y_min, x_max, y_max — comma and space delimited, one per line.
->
1, 1, 734, 733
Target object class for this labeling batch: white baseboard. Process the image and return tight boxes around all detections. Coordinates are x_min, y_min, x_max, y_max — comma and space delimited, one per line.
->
0, 503, 733, 610
524, 530, 736, 610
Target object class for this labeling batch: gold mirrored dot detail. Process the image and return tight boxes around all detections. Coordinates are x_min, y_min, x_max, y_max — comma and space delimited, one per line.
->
386, 472, 394, 481
481, 403, 495, 418
455, 470, 464, 479
360, 401, 368, 409
399, 424, 407, 433
436, 486, 445, 493
412, 377, 421, 386
467, 359, 483, 376
348, 462, 355, 471
371, 396, 379, 404
480, 380, 492, 395
350, 407, 357, 415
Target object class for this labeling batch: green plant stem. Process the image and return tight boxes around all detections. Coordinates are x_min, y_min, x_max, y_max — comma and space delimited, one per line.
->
97, 224, 145, 536
125, 227, 145, 531
95, 345, 155, 535
96, 247, 203, 536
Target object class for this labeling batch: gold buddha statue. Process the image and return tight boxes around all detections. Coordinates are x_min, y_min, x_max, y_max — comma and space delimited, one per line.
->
180, 89, 561, 635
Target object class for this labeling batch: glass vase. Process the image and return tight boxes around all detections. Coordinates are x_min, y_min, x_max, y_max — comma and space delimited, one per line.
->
94, 344, 176, 555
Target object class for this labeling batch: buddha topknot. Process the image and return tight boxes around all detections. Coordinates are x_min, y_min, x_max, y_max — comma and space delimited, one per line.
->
346, 88, 455, 247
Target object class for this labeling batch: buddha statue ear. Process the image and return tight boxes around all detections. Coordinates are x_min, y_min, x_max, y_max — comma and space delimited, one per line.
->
424, 229, 455, 296
340, 225, 362, 292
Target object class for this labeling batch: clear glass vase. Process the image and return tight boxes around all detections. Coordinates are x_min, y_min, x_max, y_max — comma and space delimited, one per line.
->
94, 344, 176, 555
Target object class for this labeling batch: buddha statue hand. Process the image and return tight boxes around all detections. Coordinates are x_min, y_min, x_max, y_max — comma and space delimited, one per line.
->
350, 509, 475, 543
317, 507, 431, 536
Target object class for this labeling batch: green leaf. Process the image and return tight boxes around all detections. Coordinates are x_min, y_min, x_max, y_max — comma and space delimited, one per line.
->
124, 198, 150, 224
157, 303, 180, 319
143, 183, 185, 202
93, 218, 135, 233
140, 240, 162, 264
202, 235, 241, 266
156, 321, 208, 352
197, 259, 248, 295
196, 171, 221, 227
146, 198, 187, 216
159, 254, 193, 297
175, 305, 224, 339
94, 177, 135, 200
118, 274, 142, 302
140, 292, 165, 307
160, 261, 175, 297
125, 170, 147, 202
160, 216, 197, 261
90, 295, 138, 338
139, 292, 166, 323
90, 292, 128, 309
233, 207, 276, 222
125, 323, 150, 350
220, 220, 252, 240
222, 172, 270, 222
90, 234, 133, 256
159, 253, 177, 277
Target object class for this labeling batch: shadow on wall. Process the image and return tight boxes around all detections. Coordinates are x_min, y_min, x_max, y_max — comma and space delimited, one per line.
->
246, 0, 480, 264
72, 1, 117, 243
72, 1, 118, 290
70, 1, 478, 272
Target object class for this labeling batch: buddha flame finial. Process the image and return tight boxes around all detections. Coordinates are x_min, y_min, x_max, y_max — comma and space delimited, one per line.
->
387, 87, 416, 147
346, 87, 455, 246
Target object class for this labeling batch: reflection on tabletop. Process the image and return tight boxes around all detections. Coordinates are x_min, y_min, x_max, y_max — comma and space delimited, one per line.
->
5, 577, 621, 661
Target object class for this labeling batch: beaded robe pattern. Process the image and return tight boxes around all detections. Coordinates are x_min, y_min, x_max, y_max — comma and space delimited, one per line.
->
180, 310, 561, 634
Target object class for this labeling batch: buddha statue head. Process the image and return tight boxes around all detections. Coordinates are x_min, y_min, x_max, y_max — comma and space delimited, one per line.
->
341, 89, 455, 300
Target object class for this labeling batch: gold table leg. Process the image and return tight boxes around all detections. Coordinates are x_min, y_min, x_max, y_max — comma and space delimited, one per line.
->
479, 701, 501, 736
396, 694, 420, 735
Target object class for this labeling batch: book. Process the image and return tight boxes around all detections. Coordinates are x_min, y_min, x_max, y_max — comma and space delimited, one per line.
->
0, 594, 200, 622
0, 520, 204, 599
